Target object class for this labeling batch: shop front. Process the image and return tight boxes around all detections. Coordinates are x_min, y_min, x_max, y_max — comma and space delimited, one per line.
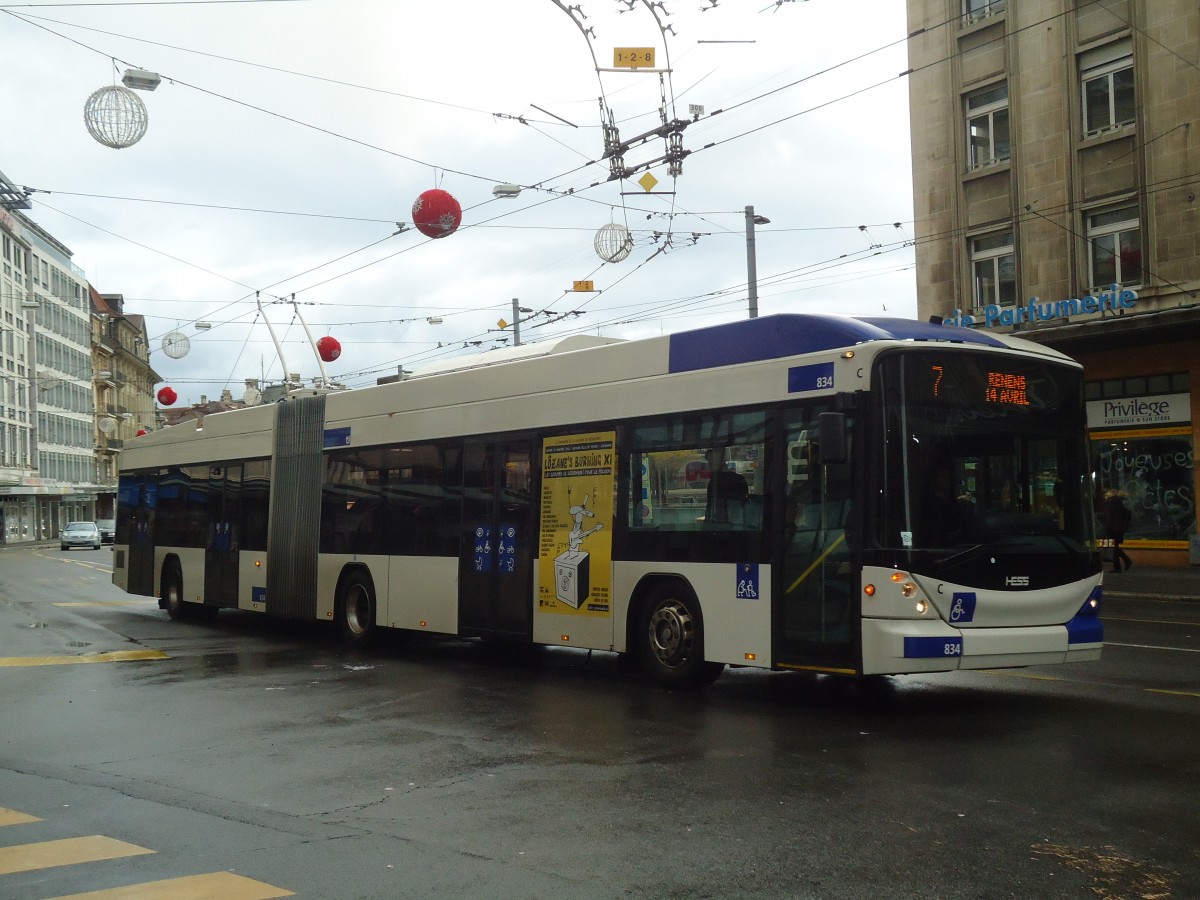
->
1041, 307, 1200, 567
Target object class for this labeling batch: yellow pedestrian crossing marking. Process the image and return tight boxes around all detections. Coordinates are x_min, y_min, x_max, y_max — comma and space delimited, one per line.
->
0, 835, 154, 875
0, 807, 41, 827
45, 871, 295, 899
0, 805, 294, 898
0, 650, 168, 668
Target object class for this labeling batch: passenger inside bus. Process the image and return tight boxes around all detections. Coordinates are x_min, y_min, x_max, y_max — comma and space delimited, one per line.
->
706, 466, 749, 525
920, 463, 975, 547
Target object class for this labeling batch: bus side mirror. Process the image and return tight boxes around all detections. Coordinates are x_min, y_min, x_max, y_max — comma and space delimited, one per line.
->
818, 412, 848, 464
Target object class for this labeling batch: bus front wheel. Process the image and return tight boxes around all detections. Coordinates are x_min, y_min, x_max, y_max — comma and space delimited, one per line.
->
636, 585, 724, 689
338, 570, 376, 645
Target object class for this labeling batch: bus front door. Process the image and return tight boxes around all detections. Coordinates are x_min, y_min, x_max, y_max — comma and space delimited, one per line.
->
459, 441, 535, 640
778, 416, 855, 671
203, 465, 240, 608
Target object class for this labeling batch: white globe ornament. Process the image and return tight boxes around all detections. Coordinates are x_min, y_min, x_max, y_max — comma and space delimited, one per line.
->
84, 85, 148, 149
594, 223, 634, 264
161, 331, 190, 359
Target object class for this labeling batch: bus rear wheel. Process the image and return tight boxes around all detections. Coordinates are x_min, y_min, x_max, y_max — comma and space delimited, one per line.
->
636, 585, 724, 689
163, 561, 188, 621
338, 570, 376, 645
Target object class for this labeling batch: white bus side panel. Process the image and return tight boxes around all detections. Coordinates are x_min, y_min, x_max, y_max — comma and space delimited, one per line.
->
157, 546, 205, 603
113, 543, 129, 592
386, 556, 458, 634
315, 554, 389, 626
612, 562, 773, 668
533, 564, 618, 650
238, 550, 268, 613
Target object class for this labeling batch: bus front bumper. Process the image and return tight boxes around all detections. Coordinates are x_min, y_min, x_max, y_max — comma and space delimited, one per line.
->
861, 617, 1103, 675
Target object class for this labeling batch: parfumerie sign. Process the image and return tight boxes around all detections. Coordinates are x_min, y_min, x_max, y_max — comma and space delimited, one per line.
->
1087, 393, 1191, 429
947, 284, 1137, 328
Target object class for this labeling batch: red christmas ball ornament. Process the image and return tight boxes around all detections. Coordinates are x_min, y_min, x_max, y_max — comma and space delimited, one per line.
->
136, 429, 147, 437
412, 188, 462, 239
317, 335, 342, 362
157, 386, 177, 406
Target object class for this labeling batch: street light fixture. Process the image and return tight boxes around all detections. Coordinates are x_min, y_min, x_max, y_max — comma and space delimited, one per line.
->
121, 69, 161, 92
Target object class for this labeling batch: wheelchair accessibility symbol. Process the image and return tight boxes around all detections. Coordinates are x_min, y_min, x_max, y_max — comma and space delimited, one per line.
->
949, 592, 977, 623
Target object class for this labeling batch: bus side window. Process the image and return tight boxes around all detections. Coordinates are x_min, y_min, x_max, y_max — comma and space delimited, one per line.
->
707, 467, 749, 525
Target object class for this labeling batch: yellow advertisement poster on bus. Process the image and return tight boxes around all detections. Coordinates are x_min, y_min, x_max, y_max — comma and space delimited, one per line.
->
538, 432, 615, 618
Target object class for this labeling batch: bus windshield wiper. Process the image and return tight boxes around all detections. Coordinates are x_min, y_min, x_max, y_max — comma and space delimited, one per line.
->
934, 543, 986, 567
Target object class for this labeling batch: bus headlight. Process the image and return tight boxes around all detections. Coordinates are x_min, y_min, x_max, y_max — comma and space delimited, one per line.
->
915, 599, 928, 614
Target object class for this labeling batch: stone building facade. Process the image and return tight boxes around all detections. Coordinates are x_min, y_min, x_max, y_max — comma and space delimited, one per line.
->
906, 0, 1200, 565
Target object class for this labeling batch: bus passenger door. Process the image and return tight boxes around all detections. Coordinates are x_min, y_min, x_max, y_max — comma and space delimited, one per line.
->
459, 441, 535, 640
204, 465, 241, 608
777, 412, 855, 670
121, 474, 156, 597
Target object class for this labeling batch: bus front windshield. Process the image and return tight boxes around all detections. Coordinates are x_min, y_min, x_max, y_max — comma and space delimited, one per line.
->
874, 350, 1097, 584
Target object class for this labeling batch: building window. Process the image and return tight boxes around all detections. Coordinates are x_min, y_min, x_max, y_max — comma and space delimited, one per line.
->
1086, 203, 1142, 289
963, 0, 1004, 25
969, 230, 1016, 308
966, 84, 1010, 169
1080, 39, 1134, 135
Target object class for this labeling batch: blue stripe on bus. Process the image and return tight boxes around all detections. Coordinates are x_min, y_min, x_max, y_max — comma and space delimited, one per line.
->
1066, 616, 1103, 644
667, 314, 1006, 374
323, 426, 351, 448
904, 636, 963, 658
1066, 587, 1104, 644
787, 362, 835, 393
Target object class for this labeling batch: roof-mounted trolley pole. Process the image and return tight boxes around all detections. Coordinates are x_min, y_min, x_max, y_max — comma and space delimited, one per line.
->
257, 292, 293, 394
288, 294, 330, 387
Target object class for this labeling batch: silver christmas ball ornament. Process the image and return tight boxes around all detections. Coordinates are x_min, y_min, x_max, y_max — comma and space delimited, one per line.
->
84, 85, 148, 149
594, 223, 634, 263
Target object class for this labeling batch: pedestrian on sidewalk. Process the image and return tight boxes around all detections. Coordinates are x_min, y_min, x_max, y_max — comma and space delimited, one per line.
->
1103, 488, 1133, 573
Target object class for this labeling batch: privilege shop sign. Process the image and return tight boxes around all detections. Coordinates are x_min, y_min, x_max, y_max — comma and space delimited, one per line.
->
947, 284, 1137, 328
1087, 393, 1191, 429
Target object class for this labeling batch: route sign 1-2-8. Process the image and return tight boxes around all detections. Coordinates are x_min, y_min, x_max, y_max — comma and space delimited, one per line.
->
613, 47, 655, 68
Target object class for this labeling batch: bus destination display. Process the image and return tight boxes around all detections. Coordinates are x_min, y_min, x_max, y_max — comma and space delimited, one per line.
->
985, 371, 1029, 406
929, 364, 1031, 406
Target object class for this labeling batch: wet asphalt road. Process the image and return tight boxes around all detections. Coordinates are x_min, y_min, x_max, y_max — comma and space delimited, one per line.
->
1, 546, 1198, 899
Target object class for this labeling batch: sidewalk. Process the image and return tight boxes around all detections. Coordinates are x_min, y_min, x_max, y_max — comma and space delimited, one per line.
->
1102, 564, 1200, 600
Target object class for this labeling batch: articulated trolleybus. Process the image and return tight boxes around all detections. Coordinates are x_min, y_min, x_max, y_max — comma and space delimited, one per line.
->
113, 314, 1102, 688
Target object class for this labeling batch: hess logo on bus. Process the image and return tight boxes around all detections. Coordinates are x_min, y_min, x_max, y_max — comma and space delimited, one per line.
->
1006, 576, 1030, 587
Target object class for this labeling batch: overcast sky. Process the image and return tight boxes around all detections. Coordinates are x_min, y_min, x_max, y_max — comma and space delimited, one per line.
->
1, 0, 915, 406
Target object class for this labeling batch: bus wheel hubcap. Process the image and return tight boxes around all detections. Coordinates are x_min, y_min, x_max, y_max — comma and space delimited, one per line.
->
649, 600, 694, 668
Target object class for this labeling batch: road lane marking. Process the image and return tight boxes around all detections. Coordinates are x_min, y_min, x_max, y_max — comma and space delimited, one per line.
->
0, 835, 154, 875
53, 601, 149, 608
44, 871, 295, 900
1106, 641, 1200, 654
0, 650, 168, 668
1145, 688, 1200, 699
1104, 614, 1200, 626
0, 808, 41, 827
981, 670, 1062, 681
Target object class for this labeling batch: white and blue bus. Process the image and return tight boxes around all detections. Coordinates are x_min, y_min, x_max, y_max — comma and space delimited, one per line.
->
113, 314, 1103, 688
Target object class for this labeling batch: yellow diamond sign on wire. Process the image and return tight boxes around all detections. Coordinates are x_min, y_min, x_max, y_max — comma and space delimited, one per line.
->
638, 172, 658, 193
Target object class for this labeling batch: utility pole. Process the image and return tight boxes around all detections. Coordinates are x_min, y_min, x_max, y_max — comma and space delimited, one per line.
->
745, 205, 770, 319
511, 298, 533, 346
